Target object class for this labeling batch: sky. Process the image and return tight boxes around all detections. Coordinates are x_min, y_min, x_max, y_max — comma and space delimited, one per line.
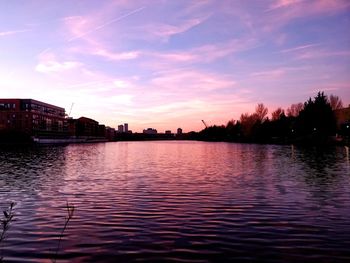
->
0, 0, 349, 132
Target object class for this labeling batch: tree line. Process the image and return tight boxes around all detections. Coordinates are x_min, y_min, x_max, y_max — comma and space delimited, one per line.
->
196, 92, 347, 145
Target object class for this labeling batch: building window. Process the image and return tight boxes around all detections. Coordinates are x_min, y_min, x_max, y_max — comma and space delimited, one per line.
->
0, 103, 12, 110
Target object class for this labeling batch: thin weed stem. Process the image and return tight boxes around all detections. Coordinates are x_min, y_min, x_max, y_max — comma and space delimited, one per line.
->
52, 202, 74, 263
0, 202, 15, 262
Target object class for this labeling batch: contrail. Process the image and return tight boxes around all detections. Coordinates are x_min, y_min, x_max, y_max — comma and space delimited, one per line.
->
279, 43, 321, 53
68, 6, 145, 42
38, 47, 51, 56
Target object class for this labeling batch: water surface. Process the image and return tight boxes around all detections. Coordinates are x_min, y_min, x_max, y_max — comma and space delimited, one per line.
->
0, 141, 349, 262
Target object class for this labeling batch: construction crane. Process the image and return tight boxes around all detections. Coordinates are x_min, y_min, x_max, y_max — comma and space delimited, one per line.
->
201, 120, 208, 128
68, 103, 74, 117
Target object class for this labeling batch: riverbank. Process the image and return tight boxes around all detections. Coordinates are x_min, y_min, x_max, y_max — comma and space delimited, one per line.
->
0, 133, 108, 145
1, 129, 349, 146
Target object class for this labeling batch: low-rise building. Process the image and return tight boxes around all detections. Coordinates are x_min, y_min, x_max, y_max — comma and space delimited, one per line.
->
98, 124, 106, 137
0, 98, 67, 138
124, 123, 129, 133
117, 124, 124, 133
75, 117, 99, 137
143, 128, 157, 134
105, 127, 116, 141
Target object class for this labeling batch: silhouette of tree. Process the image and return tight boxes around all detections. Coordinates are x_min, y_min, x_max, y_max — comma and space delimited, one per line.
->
196, 91, 342, 145
286, 103, 303, 117
268, 111, 291, 141
255, 103, 268, 122
271, 107, 285, 121
199, 125, 226, 141
296, 92, 336, 137
240, 113, 257, 138
226, 119, 236, 128
226, 119, 240, 140
329, 94, 343, 110
238, 104, 269, 140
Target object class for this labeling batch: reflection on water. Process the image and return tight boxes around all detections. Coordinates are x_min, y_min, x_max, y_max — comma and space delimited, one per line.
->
1, 141, 350, 262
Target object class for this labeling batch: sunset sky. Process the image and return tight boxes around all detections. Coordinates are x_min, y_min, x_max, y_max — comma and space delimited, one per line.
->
1, 0, 349, 132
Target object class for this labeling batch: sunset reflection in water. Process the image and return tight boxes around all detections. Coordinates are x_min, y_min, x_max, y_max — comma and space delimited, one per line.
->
0, 141, 349, 262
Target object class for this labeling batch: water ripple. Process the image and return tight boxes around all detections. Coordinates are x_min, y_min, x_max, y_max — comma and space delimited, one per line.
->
0, 142, 350, 262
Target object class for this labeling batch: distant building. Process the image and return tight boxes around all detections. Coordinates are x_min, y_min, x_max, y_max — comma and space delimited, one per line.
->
75, 117, 99, 137
177, 128, 183, 135
117, 124, 124, 133
68, 117, 113, 139
124, 123, 128, 133
105, 126, 116, 141
98, 124, 106, 137
67, 117, 76, 136
165, 130, 172, 134
143, 128, 157, 134
0, 98, 67, 137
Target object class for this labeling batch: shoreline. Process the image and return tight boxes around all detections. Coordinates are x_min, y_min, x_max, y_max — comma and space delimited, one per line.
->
0, 136, 348, 147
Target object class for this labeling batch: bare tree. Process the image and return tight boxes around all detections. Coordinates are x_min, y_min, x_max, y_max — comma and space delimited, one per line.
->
271, 107, 284, 121
329, 94, 343, 110
287, 103, 303, 117
226, 119, 236, 127
255, 103, 268, 122
240, 113, 257, 137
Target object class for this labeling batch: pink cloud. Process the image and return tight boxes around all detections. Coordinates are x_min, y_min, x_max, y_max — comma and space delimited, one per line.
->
194, 37, 258, 62
139, 17, 206, 42
67, 7, 145, 43
113, 79, 134, 89
150, 69, 236, 93
251, 69, 286, 79
142, 36, 258, 70
263, 0, 350, 32
61, 8, 145, 62
295, 49, 350, 60
249, 66, 310, 82
306, 82, 350, 106
93, 49, 140, 60
267, 0, 350, 13
317, 81, 350, 90
276, 43, 350, 60
267, 0, 304, 11
35, 52, 82, 73
63, 16, 97, 45
150, 51, 196, 63
0, 29, 29, 37
36, 61, 81, 73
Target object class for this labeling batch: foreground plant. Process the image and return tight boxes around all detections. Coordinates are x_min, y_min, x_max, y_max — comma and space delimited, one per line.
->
52, 202, 75, 263
0, 202, 15, 262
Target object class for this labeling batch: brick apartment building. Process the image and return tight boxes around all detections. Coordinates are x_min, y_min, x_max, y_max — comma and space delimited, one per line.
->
0, 98, 67, 138
67, 117, 115, 139
74, 117, 99, 137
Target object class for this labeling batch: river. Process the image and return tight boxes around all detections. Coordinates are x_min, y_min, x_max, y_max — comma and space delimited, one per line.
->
0, 141, 349, 262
